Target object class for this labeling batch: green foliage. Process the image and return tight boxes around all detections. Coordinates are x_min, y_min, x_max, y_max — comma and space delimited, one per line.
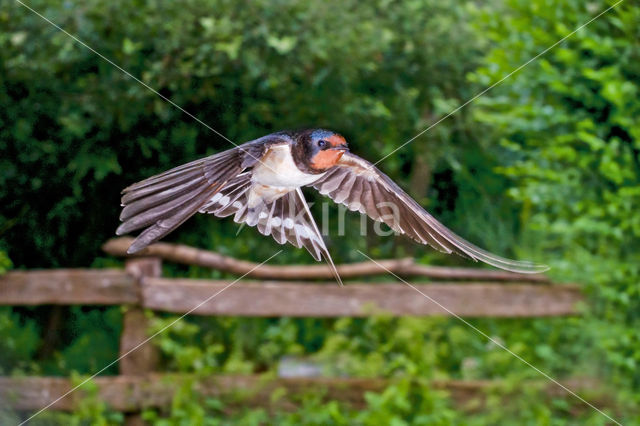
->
471, 0, 640, 400
47, 307, 122, 375
2, 0, 640, 423
0, 250, 12, 274
0, 308, 40, 375
136, 312, 619, 424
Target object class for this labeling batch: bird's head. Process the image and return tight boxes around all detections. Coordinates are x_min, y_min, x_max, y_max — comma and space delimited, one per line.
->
293, 129, 349, 173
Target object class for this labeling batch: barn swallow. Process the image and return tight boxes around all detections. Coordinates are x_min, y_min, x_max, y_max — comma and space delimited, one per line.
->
117, 129, 548, 284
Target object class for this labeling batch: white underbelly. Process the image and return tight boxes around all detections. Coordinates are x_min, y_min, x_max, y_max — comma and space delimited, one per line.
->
247, 145, 325, 208
252, 145, 325, 188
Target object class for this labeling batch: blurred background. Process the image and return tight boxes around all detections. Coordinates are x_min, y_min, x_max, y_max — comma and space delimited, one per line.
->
1, 0, 639, 424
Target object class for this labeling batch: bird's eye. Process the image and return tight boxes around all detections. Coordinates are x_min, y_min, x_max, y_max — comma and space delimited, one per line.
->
317, 140, 328, 148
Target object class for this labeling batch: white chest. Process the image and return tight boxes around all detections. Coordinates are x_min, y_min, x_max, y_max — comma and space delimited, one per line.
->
251, 145, 325, 188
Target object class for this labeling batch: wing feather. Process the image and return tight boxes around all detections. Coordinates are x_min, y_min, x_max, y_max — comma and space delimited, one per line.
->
311, 152, 548, 274
116, 138, 278, 254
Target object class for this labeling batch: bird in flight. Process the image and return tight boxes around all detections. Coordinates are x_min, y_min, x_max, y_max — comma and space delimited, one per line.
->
117, 129, 548, 283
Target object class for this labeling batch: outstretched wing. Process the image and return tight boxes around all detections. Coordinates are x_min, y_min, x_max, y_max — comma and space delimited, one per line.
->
311, 152, 548, 274
116, 139, 277, 254
200, 184, 343, 285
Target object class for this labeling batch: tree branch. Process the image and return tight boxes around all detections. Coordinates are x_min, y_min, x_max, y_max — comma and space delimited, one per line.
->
102, 237, 549, 282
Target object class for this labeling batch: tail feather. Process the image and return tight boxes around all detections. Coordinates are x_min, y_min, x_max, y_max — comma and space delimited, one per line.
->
294, 188, 343, 286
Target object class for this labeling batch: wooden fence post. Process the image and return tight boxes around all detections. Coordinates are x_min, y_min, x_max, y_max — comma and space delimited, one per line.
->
120, 257, 161, 425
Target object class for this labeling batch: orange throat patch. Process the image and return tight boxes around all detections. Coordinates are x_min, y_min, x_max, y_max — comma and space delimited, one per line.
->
311, 150, 345, 170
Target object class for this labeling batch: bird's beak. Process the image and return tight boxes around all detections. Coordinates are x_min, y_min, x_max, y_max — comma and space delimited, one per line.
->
330, 144, 349, 152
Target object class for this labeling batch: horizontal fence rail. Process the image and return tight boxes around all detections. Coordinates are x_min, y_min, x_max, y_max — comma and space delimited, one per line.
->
0, 375, 608, 413
0, 269, 137, 305
0, 271, 581, 317
142, 279, 582, 317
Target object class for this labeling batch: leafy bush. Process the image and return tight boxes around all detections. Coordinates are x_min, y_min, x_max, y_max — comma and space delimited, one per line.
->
2, 0, 640, 424
472, 0, 640, 414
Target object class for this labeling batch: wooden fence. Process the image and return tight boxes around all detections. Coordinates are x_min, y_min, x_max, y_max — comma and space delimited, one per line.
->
0, 238, 601, 422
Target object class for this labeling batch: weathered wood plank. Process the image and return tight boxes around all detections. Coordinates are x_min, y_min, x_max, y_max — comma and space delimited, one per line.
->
103, 237, 550, 282
119, 258, 162, 376
0, 375, 385, 412
141, 279, 582, 317
0, 269, 137, 305
0, 270, 579, 317
120, 259, 162, 426
0, 375, 606, 413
